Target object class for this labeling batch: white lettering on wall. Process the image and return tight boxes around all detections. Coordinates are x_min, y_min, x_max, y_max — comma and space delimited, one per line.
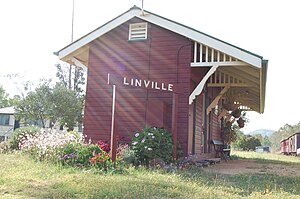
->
123, 77, 129, 85
122, 77, 174, 93
168, 84, 173, 92
135, 79, 141, 87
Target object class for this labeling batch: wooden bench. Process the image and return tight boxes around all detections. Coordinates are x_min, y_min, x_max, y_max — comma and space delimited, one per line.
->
211, 139, 231, 161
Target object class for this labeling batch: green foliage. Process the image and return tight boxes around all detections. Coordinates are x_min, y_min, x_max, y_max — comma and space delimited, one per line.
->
233, 134, 261, 151
270, 122, 300, 151
89, 149, 115, 172
222, 122, 240, 144
55, 63, 85, 97
0, 85, 10, 108
50, 84, 83, 130
130, 127, 174, 166
118, 144, 137, 165
15, 82, 52, 128
13, 127, 123, 172
0, 141, 9, 153
253, 134, 272, 147
0, 85, 18, 108
60, 143, 102, 167
8, 126, 40, 150
15, 81, 83, 130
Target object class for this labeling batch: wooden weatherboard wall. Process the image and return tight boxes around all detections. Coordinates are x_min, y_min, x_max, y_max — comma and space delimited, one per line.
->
189, 67, 222, 155
84, 18, 191, 155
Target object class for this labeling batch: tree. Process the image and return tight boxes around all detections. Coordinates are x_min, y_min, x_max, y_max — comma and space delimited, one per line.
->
261, 136, 272, 147
0, 85, 10, 108
55, 63, 85, 97
232, 134, 261, 151
15, 81, 83, 130
50, 84, 83, 130
15, 83, 52, 128
0, 85, 20, 108
5, 73, 34, 99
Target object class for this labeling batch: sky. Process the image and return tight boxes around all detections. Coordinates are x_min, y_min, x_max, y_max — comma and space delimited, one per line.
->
0, 0, 300, 133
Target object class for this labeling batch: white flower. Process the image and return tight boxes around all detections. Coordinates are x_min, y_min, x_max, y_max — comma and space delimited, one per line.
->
132, 141, 138, 145
152, 136, 155, 139
135, 133, 139, 137
148, 148, 152, 151
141, 138, 145, 143
144, 146, 148, 149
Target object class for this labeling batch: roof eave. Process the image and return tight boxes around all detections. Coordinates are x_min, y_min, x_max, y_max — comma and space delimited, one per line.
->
55, 6, 142, 62
55, 6, 263, 69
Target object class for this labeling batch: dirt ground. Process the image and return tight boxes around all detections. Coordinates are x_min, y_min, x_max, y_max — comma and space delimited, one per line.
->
203, 159, 300, 176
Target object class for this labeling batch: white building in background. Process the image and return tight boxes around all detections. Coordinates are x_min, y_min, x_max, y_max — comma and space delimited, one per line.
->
0, 106, 18, 141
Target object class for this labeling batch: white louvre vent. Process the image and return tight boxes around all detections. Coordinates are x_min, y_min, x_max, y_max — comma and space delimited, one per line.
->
129, 23, 147, 41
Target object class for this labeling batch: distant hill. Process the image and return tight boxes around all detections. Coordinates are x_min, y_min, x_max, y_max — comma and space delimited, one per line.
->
247, 129, 275, 137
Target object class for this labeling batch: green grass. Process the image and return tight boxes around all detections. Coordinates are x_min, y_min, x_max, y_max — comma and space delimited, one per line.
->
232, 150, 300, 165
0, 152, 300, 198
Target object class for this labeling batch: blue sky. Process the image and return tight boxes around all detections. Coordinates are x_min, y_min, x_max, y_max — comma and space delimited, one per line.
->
1, 0, 299, 133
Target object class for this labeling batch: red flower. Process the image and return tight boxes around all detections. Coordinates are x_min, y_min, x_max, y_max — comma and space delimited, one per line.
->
96, 140, 110, 153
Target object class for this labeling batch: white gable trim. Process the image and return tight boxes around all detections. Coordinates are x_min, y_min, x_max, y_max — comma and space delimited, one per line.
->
136, 13, 261, 68
57, 9, 141, 60
56, 7, 262, 68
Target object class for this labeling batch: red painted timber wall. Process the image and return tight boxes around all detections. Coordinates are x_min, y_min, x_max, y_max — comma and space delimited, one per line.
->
84, 17, 191, 155
190, 67, 222, 155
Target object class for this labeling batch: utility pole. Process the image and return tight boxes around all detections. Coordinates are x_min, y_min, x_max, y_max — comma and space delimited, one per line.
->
71, 0, 75, 43
69, 0, 75, 90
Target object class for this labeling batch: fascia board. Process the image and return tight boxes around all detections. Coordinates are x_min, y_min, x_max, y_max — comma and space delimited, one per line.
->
137, 13, 262, 68
57, 7, 262, 69
56, 9, 141, 60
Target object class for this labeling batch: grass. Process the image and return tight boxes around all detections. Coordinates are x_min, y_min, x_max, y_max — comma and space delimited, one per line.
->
0, 152, 300, 198
232, 150, 300, 165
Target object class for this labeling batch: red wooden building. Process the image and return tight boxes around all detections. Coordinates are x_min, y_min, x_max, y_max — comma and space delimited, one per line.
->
56, 6, 268, 158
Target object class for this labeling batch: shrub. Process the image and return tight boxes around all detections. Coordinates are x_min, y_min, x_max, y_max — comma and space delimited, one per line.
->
234, 135, 261, 151
0, 141, 9, 153
117, 144, 137, 165
130, 127, 174, 166
19, 128, 81, 161
60, 143, 102, 167
17, 129, 124, 172
59, 140, 125, 172
89, 149, 114, 172
9, 126, 40, 150
96, 140, 110, 153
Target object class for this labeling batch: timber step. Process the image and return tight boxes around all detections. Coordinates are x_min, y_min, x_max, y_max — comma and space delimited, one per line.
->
195, 160, 210, 167
204, 158, 221, 165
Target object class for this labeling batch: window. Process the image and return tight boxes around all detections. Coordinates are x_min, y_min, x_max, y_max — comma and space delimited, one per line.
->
129, 23, 147, 41
0, 115, 9, 125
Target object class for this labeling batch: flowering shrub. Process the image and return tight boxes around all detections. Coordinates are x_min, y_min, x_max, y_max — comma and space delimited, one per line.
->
117, 144, 137, 165
60, 143, 102, 167
89, 150, 112, 171
130, 127, 174, 166
9, 126, 40, 150
18, 129, 81, 161
96, 140, 110, 153
17, 129, 125, 172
